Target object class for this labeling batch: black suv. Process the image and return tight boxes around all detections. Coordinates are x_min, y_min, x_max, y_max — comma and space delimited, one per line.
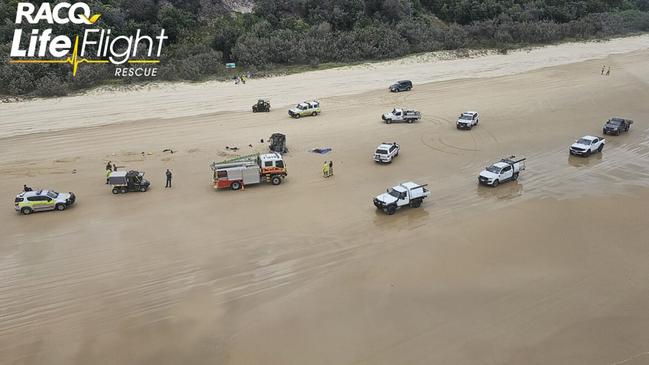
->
603, 117, 633, 135
389, 80, 412, 92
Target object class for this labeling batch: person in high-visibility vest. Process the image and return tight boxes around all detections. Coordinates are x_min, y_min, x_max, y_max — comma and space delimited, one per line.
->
323, 161, 330, 178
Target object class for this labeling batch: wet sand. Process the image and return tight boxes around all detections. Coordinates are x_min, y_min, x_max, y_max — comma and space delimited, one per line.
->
1, 48, 649, 365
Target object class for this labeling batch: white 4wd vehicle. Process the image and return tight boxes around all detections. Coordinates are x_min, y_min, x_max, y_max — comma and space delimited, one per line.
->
15, 189, 76, 215
373, 142, 400, 163
382, 108, 421, 124
570, 135, 605, 156
478, 156, 526, 187
373, 182, 430, 215
456, 111, 479, 130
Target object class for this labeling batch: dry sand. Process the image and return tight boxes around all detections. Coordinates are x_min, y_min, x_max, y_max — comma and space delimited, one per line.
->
1, 39, 649, 365
2, 34, 649, 139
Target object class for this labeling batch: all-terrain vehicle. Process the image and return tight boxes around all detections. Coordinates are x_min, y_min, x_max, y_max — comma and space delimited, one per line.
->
252, 99, 271, 113
269, 133, 288, 153
109, 170, 151, 194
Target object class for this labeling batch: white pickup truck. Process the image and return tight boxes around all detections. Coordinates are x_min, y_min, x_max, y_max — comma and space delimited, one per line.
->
569, 135, 605, 156
382, 108, 421, 124
373, 142, 400, 163
373, 182, 430, 215
478, 156, 526, 187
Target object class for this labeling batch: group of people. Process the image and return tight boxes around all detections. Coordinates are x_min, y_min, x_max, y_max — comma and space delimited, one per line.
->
323, 160, 334, 178
105, 161, 118, 184
234, 74, 249, 85
601, 65, 611, 76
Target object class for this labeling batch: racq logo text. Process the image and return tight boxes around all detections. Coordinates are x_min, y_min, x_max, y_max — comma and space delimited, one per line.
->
9, 2, 168, 77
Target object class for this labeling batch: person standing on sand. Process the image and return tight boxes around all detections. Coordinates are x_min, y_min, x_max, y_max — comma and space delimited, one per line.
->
323, 161, 330, 178
329, 161, 333, 176
106, 168, 112, 184
165, 169, 173, 188
112, 163, 117, 171
606, 66, 611, 76
106, 161, 112, 171
601, 65, 605, 75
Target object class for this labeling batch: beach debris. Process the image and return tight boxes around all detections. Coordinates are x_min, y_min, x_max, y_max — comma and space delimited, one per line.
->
225, 146, 240, 151
162, 148, 175, 154
310, 147, 332, 154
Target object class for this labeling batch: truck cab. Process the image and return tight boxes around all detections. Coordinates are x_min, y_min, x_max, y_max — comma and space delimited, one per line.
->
373, 182, 430, 215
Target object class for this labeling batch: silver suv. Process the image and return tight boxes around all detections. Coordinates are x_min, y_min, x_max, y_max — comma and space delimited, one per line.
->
14, 190, 76, 215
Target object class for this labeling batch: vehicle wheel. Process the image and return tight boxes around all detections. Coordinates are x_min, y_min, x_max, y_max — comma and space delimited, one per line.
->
231, 181, 242, 190
312, 112, 317, 116
55, 203, 66, 211
120, 187, 128, 194
513, 172, 519, 181
21, 207, 32, 215
407, 87, 412, 91
112, 188, 119, 194
294, 114, 300, 119
386, 205, 397, 215
140, 186, 147, 192
271, 176, 282, 185
598, 144, 604, 152
586, 149, 592, 156
492, 179, 500, 187
386, 119, 392, 124
408, 119, 414, 124
410, 199, 421, 208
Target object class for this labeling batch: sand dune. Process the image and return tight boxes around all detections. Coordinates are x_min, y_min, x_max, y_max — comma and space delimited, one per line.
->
1, 40, 649, 365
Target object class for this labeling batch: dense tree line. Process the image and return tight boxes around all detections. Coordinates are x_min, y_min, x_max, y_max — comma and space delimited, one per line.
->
1, 0, 649, 97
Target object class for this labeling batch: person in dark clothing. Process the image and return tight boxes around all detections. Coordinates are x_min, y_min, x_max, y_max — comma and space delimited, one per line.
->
112, 163, 117, 171
106, 161, 112, 171
165, 169, 172, 188
23, 184, 33, 192
328, 161, 333, 176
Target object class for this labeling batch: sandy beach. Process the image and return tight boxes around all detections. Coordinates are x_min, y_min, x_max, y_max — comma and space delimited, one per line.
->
2, 34, 649, 139
1, 37, 649, 365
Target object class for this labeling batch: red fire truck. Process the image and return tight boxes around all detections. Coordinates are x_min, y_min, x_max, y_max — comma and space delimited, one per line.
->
211, 153, 287, 190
